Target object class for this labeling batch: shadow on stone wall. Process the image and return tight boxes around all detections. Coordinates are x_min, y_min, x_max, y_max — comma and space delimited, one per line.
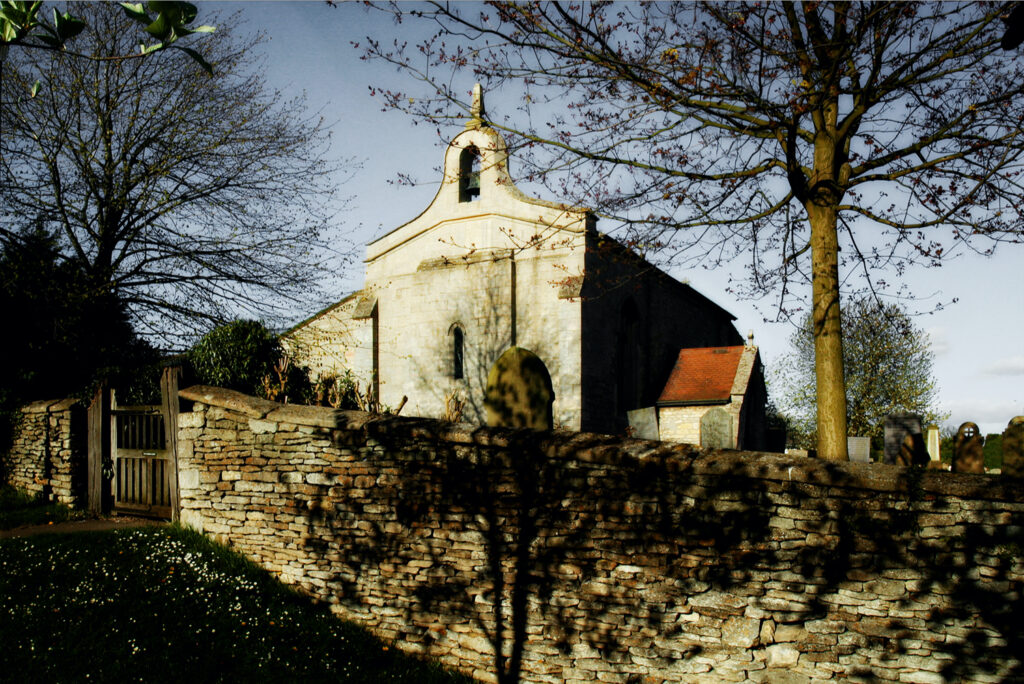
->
283, 420, 1022, 682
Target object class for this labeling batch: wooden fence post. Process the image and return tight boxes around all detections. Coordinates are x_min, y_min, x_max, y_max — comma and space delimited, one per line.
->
160, 365, 182, 522
87, 383, 110, 515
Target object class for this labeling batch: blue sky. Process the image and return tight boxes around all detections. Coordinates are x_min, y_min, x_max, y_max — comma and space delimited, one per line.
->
214, 1, 1023, 436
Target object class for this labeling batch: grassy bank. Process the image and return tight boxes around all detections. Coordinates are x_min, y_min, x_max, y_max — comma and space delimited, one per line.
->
0, 485, 81, 530
0, 525, 473, 683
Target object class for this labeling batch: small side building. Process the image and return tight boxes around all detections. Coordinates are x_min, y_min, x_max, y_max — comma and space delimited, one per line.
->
656, 340, 767, 450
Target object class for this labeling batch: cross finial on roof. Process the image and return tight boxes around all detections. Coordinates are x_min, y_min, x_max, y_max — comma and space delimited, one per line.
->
466, 83, 486, 130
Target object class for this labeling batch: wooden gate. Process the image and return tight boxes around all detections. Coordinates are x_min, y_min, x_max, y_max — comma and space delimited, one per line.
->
111, 402, 172, 518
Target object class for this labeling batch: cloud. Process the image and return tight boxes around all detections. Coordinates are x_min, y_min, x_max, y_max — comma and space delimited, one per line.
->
941, 398, 1024, 434
983, 355, 1024, 376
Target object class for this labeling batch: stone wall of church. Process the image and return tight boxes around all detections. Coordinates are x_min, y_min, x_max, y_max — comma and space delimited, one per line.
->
367, 245, 584, 428
283, 293, 374, 389
580, 238, 743, 434
177, 385, 1024, 684
3, 398, 87, 506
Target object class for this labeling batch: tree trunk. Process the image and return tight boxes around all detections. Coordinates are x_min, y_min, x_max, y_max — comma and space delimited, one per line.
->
809, 204, 849, 461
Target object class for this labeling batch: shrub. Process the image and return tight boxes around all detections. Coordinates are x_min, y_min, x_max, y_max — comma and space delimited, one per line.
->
187, 320, 283, 397
186, 320, 312, 402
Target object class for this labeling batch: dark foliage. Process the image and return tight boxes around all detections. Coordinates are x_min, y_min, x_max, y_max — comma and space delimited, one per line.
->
186, 320, 312, 402
0, 229, 159, 449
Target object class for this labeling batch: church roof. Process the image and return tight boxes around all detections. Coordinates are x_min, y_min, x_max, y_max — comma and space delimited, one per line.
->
657, 346, 748, 405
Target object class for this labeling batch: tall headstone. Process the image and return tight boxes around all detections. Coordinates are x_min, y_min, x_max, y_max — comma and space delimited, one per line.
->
627, 407, 660, 441
484, 346, 554, 430
926, 425, 941, 462
1002, 416, 1024, 478
847, 436, 871, 463
884, 413, 927, 466
952, 421, 985, 474
700, 407, 734, 449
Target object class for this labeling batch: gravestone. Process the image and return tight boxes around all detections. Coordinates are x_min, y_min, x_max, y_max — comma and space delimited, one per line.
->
627, 407, 660, 441
926, 425, 941, 462
484, 346, 554, 430
952, 421, 985, 474
1002, 416, 1024, 478
847, 436, 871, 463
884, 413, 928, 466
700, 407, 734, 449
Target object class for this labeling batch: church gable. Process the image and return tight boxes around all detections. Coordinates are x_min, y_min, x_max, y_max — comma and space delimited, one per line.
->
364, 86, 589, 283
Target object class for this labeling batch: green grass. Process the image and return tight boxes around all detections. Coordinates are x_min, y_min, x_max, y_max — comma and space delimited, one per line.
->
0, 484, 81, 530
0, 525, 474, 683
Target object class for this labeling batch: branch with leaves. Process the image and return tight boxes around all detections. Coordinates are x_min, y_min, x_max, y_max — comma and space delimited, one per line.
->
0, 1, 214, 73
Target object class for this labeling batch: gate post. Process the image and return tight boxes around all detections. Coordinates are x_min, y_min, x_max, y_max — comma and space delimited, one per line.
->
160, 365, 182, 522
87, 382, 111, 515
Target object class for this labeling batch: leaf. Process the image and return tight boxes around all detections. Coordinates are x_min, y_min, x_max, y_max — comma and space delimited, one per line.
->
150, 1, 198, 26
144, 12, 171, 40
52, 9, 85, 43
177, 45, 212, 75
1, 21, 17, 43
119, 3, 151, 26
29, 79, 40, 98
34, 33, 61, 48
0, 3, 30, 27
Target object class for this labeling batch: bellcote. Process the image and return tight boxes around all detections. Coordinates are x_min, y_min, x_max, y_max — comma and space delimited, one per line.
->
364, 83, 591, 266
442, 84, 515, 207
465, 83, 486, 131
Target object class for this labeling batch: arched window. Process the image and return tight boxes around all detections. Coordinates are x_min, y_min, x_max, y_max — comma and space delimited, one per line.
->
616, 299, 641, 414
452, 326, 465, 379
458, 146, 481, 202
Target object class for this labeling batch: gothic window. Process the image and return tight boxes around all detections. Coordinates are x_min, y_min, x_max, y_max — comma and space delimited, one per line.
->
616, 298, 641, 414
459, 146, 481, 202
452, 325, 465, 379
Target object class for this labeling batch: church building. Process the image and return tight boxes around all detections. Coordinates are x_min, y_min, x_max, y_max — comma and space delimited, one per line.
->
285, 86, 766, 446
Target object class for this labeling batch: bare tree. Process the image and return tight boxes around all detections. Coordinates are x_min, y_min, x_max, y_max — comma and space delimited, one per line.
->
1, 4, 346, 347
362, 1, 1024, 459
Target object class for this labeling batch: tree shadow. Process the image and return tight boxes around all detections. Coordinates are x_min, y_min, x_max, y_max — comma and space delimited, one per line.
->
258, 410, 1023, 682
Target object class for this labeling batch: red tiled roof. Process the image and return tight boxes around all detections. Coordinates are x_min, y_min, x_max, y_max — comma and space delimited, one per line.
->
657, 346, 745, 404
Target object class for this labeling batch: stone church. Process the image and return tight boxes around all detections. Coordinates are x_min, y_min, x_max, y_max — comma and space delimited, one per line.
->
286, 86, 766, 447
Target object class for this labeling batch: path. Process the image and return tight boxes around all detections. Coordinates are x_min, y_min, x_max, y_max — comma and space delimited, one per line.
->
0, 515, 167, 539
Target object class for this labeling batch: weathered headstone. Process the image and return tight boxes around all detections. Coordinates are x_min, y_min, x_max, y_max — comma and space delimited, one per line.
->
884, 413, 927, 466
627, 407, 660, 441
847, 436, 871, 463
1001, 416, 1024, 478
952, 421, 985, 474
926, 425, 941, 462
700, 407, 734, 449
484, 346, 554, 430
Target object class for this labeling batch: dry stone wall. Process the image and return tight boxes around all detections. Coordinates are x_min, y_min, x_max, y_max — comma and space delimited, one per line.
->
3, 398, 86, 506
177, 385, 1024, 683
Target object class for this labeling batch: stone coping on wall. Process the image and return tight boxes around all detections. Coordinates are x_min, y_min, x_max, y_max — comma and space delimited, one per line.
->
179, 384, 1024, 503
20, 398, 79, 413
